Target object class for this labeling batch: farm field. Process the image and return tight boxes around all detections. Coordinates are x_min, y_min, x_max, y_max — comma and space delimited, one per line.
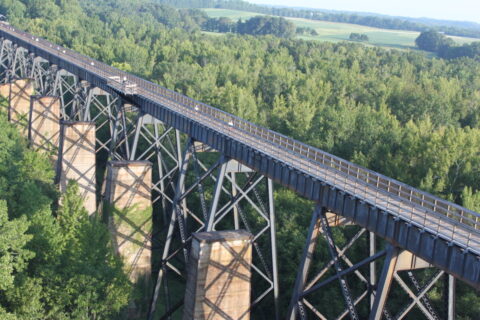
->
203, 8, 478, 49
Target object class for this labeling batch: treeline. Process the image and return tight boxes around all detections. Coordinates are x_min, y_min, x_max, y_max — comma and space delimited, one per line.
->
205, 15, 296, 37
153, 0, 480, 39
0, 0, 480, 318
296, 26, 318, 36
349, 33, 369, 42
416, 30, 480, 59
86, 0, 297, 38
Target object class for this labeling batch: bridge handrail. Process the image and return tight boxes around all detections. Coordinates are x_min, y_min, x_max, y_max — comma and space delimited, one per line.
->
1, 24, 479, 246
157, 95, 480, 253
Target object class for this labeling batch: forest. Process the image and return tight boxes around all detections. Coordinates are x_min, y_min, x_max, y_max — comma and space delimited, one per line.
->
0, 0, 479, 319
0, 108, 132, 319
204, 15, 297, 38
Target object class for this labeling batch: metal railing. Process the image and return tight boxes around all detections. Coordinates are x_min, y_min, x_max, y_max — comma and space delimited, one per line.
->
1, 23, 479, 255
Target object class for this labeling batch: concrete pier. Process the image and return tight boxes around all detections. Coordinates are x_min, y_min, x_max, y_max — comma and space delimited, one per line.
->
0, 83, 9, 98
105, 161, 152, 281
9, 79, 34, 134
183, 230, 252, 320
0, 83, 9, 115
57, 121, 96, 215
28, 96, 60, 153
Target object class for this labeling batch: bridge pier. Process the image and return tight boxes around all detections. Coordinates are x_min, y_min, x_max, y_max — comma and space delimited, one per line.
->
57, 121, 96, 215
183, 230, 253, 320
150, 139, 279, 319
0, 82, 9, 98
28, 95, 60, 154
9, 78, 34, 134
104, 160, 153, 281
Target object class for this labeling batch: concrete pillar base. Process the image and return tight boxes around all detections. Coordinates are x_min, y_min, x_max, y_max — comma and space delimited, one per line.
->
0, 83, 10, 116
29, 95, 60, 154
104, 160, 153, 282
57, 121, 96, 215
0, 83, 9, 98
9, 79, 34, 135
183, 230, 253, 320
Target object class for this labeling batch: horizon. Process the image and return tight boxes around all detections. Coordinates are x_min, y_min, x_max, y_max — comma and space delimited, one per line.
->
248, 0, 480, 24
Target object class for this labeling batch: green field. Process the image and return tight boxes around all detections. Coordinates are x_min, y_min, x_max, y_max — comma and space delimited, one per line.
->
203, 8, 477, 49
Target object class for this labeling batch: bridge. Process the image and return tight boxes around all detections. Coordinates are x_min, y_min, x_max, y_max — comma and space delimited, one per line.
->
0, 22, 478, 320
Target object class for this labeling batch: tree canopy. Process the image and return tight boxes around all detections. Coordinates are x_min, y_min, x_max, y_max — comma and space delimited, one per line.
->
415, 30, 480, 59
415, 30, 453, 52
349, 33, 369, 42
0, 107, 131, 318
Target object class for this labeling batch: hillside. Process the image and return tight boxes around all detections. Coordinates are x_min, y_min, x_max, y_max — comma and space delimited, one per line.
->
204, 8, 478, 50
154, 0, 480, 38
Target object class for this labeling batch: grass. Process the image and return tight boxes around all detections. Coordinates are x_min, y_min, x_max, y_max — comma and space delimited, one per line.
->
203, 8, 478, 50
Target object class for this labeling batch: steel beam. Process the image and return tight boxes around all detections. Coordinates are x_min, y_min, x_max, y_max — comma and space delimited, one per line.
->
288, 205, 322, 319
369, 246, 400, 320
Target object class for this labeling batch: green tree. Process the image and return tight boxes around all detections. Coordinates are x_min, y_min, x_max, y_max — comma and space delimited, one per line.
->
0, 201, 33, 292
349, 32, 369, 42
415, 30, 454, 52
0, 107, 131, 318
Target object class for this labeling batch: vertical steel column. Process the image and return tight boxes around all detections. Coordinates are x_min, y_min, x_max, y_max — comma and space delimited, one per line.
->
176, 129, 186, 223
268, 178, 280, 320
107, 100, 124, 161
206, 155, 229, 231
319, 208, 359, 320
288, 205, 322, 320
153, 122, 167, 221
82, 87, 93, 122
370, 232, 376, 309
44, 64, 58, 96
130, 113, 144, 160
149, 138, 194, 320
369, 246, 401, 320
232, 172, 240, 229
448, 275, 456, 320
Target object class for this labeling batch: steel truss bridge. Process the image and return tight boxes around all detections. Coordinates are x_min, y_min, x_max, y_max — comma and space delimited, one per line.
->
0, 23, 478, 320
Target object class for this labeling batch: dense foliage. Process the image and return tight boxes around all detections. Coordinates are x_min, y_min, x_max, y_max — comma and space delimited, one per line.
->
349, 33, 369, 42
0, 107, 131, 318
204, 15, 296, 38
296, 26, 318, 36
0, 0, 479, 318
415, 30, 454, 52
416, 30, 480, 60
155, 0, 480, 38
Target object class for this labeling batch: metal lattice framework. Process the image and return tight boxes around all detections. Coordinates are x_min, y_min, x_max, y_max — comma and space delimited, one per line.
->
0, 22, 478, 320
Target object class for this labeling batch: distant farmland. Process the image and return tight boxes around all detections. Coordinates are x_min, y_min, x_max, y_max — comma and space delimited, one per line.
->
203, 8, 477, 50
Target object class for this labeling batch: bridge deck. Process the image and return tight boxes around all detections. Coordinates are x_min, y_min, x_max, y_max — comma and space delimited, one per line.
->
1, 23, 479, 285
